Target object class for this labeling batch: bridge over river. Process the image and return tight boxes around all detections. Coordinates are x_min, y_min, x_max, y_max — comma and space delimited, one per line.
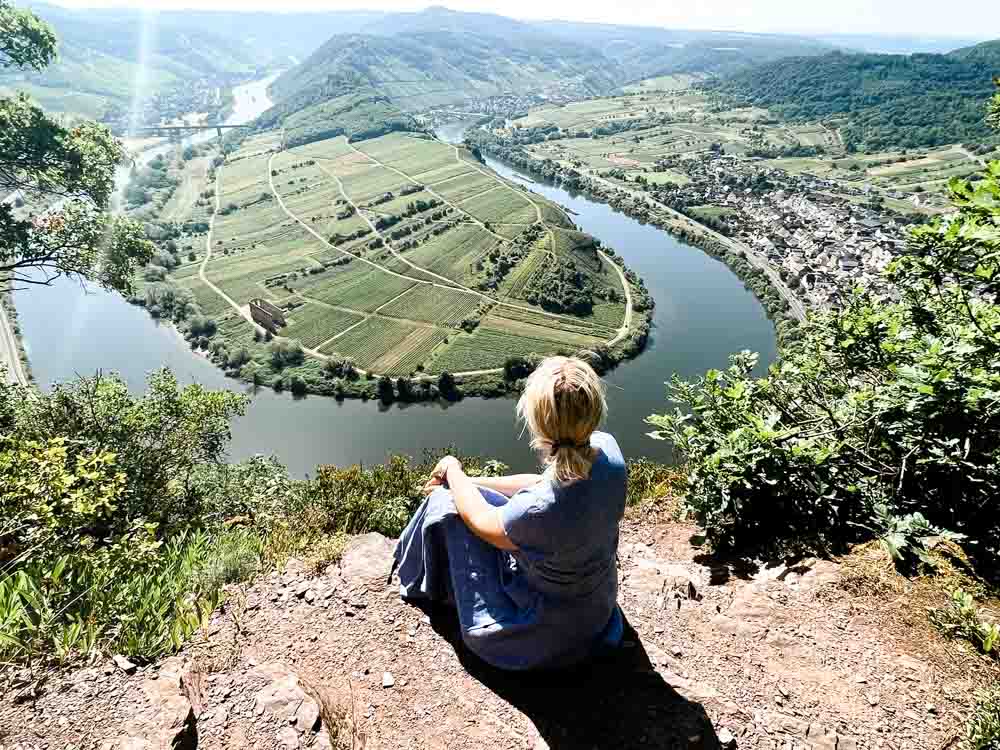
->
132, 123, 252, 140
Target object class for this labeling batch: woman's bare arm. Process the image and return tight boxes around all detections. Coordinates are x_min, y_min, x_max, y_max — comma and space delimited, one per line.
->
471, 474, 543, 497
438, 458, 517, 551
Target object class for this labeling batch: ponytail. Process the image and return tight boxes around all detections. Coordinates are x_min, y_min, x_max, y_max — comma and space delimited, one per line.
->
516, 357, 607, 483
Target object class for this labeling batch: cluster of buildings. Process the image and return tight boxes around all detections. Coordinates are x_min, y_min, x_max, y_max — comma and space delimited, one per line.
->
744, 191, 904, 307
652, 154, 910, 308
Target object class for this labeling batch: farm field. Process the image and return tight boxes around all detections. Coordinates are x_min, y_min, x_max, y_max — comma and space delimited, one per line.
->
158, 129, 634, 381
459, 188, 538, 224
621, 73, 705, 94
379, 285, 483, 327
430, 320, 599, 373
431, 171, 496, 202
509, 80, 979, 216
403, 223, 497, 284
318, 317, 425, 370
281, 304, 365, 350
491, 305, 618, 339
301, 267, 417, 312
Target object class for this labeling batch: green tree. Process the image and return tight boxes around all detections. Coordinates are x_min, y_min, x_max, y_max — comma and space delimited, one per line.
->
269, 339, 304, 369
438, 370, 457, 398
0, 1, 152, 292
396, 377, 414, 401
377, 375, 394, 404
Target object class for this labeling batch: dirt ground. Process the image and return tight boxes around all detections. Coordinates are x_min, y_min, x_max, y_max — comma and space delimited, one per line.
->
1, 506, 996, 750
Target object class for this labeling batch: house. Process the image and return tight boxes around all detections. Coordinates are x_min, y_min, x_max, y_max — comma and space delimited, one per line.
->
249, 298, 286, 332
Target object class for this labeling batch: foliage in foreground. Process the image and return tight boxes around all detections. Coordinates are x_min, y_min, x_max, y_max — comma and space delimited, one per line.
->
966, 686, 1000, 750
0, 1, 153, 292
650, 90, 1000, 569
930, 589, 1000, 660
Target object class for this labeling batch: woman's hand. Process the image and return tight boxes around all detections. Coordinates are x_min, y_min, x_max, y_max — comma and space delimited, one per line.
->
423, 455, 463, 495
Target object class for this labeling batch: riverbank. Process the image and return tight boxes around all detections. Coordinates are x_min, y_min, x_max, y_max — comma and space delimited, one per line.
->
0, 291, 30, 385
466, 129, 806, 346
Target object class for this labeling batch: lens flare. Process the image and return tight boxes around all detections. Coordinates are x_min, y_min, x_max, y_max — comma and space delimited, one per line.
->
126, 8, 159, 138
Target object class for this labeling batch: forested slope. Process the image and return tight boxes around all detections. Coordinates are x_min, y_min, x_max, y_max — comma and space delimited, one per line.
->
534, 20, 836, 80
2, 2, 259, 117
3, 3, 377, 119
267, 6, 840, 129
703, 46, 1000, 150
268, 29, 625, 115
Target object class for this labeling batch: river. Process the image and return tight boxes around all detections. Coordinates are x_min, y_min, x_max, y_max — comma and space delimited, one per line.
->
15, 94, 775, 477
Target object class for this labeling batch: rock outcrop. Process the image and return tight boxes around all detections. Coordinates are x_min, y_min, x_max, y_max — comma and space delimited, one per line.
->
2, 516, 991, 750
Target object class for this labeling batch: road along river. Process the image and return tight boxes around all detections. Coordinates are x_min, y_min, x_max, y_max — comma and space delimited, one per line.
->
14, 107, 775, 477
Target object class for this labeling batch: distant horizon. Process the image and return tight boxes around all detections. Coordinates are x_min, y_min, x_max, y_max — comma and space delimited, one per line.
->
37, 0, 998, 41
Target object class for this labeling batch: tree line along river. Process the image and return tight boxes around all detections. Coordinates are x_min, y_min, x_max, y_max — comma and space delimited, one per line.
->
13, 83, 776, 477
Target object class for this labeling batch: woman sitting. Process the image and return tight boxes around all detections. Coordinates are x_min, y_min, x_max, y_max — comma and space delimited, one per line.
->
393, 356, 627, 671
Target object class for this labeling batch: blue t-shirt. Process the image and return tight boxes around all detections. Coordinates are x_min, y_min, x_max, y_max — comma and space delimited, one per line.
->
494, 431, 627, 665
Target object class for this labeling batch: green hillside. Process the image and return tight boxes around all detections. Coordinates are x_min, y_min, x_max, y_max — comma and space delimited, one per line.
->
703, 47, 1000, 151
534, 20, 836, 80
2, 2, 377, 120
268, 28, 626, 115
949, 38, 1000, 65
257, 91, 417, 147
267, 7, 839, 130
1, 2, 263, 118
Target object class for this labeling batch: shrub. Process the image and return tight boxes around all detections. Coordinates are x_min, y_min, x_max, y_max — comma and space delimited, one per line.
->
438, 370, 457, 398
503, 355, 534, 381
1, 371, 246, 538
377, 375, 394, 404
626, 458, 684, 506
188, 315, 217, 337
306, 455, 425, 538
966, 687, 1000, 750
0, 372, 248, 663
930, 590, 1000, 658
396, 377, 414, 401
288, 374, 308, 396
269, 339, 304, 369
227, 347, 251, 370
152, 250, 178, 269
323, 357, 356, 379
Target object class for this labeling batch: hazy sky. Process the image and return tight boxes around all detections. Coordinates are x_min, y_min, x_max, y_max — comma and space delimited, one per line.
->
45, 0, 998, 39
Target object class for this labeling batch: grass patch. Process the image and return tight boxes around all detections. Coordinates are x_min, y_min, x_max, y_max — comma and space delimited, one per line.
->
930, 589, 1000, 659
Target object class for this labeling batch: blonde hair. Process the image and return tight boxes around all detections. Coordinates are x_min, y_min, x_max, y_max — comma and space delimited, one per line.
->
516, 356, 607, 483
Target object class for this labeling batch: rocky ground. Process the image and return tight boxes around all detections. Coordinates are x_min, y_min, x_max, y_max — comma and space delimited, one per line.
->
1, 508, 995, 750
